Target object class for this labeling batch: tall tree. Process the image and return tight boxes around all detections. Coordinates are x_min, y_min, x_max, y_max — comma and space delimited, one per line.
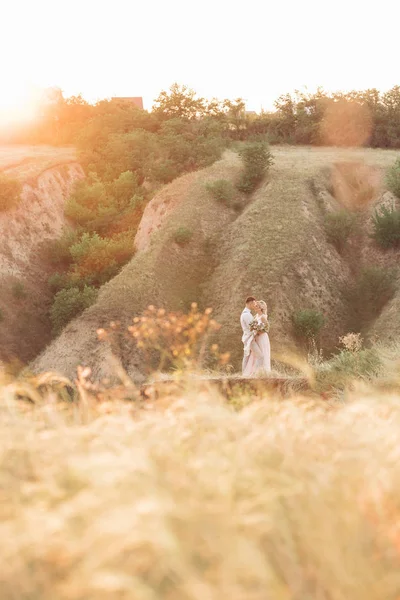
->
153, 83, 206, 120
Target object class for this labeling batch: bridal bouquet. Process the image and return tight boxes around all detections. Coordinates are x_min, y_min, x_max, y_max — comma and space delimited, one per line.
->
250, 319, 270, 334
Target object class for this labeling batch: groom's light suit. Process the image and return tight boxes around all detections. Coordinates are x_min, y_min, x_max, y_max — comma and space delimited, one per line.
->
240, 307, 263, 374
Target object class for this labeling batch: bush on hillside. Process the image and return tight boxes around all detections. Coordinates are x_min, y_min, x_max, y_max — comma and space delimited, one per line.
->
386, 158, 400, 198
237, 141, 274, 194
206, 179, 236, 207
324, 210, 357, 250
0, 174, 22, 212
50, 285, 98, 334
347, 266, 397, 328
105, 170, 141, 208
173, 227, 193, 246
47, 228, 82, 268
69, 232, 134, 285
148, 159, 179, 184
48, 272, 81, 293
65, 178, 107, 225
65, 172, 141, 231
316, 347, 382, 391
292, 309, 325, 340
158, 118, 225, 177
371, 204, 400, 248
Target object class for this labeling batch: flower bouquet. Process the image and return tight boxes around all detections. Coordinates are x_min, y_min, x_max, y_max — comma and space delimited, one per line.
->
249, 319, 270, 334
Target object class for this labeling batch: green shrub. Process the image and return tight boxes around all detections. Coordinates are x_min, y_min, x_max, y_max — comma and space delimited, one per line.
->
316, 348, 382, 391
206, 179, 236, 207
292, 309, 325, 340
47, 229, 81, 267
0, 174, 22, 211
12, 281, 26, 299
65, 172, 144, 235
347, 266, 397, 327
48, 273, 76, 293
65, 178, 107, 225
237, 141, 274, 194
371, 204, 400, 248
105, 171, 140, 209
386, 158, 400, 198
325, 210, 357, 250
173, 227, 193, 246
50, 285, 98, 334
148, 160, 179, 184
69, 232, 134, 284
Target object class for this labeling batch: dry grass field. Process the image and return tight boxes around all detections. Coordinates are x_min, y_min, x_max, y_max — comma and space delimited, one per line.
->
2, 366, 400, 599
0, 144, 77, 181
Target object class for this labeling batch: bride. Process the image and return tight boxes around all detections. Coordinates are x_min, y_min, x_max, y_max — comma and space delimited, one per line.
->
243, 300, 271, 376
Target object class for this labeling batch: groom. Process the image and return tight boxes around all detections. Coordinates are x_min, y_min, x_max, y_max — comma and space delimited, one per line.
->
240, 296, 263, 374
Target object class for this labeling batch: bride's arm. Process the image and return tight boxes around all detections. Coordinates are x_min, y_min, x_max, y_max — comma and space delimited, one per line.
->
260, 314, 269, 324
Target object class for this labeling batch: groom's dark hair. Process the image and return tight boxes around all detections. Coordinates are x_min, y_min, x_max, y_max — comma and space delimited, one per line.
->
246, 296, 256, 304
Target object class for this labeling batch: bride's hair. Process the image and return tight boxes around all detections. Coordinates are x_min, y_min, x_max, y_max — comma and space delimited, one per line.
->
258, 300, 267, 314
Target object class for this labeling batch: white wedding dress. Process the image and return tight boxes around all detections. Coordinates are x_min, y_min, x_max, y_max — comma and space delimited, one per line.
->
243, 314, 271, 376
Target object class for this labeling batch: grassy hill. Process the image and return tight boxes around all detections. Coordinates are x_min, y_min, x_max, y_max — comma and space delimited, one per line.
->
30, 145, 400, 380
0, 145, 83, 363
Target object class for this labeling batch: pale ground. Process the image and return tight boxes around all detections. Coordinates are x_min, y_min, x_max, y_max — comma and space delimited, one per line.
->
0, 144, 77, 181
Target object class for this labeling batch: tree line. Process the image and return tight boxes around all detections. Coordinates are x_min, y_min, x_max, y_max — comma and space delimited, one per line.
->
4, 83, 400, 148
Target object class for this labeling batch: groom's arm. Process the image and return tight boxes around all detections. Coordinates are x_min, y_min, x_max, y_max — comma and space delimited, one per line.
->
241, 312, 253, 333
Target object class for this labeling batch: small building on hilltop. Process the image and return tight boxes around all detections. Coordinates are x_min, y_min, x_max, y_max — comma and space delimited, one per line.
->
111, 97, 144, 110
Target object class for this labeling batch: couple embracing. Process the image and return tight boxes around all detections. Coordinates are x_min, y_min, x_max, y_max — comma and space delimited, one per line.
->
240, 296, 271, 377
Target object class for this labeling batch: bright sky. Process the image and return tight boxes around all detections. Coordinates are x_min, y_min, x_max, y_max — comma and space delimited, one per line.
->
1, 0, 399, 120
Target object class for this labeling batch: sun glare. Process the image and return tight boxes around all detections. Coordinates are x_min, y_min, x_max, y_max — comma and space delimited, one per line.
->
0, 81, 41, 127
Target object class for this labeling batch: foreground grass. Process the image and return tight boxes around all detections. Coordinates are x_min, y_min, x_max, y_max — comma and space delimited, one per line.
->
2, 378, 400, 599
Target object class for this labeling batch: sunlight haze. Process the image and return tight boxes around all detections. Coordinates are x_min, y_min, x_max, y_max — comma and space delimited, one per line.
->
2, 0, 399, 115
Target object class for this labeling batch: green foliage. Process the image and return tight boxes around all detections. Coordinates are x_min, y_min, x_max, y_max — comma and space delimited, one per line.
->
8, 83, 400, 150
386, 158, 400, 198
148, 160, 179, 184
206, 179, 236, 207
237, 142, 274, 194
65, 172, 142, 234
324, 210, 357, 250
48, 272, 78, 293
0, 308, 3, 322
12, 281, 27, 300
47, 229, 82, 268
156, 118, 225, 178
153, 83, 206, 121
316, 348, 382, 391
347, 266, 397, 328
69, 232, 134, 285
173, 227, 193, 246
100, 131, 157, 182
0, 174, 22, 211
372, 204, 400, 248
292, 309, 325, 340
50, 285, 98, 334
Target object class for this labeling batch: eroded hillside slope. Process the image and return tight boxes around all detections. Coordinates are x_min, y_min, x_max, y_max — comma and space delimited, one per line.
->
0, 146, 84, 362
31, 146, 400, 380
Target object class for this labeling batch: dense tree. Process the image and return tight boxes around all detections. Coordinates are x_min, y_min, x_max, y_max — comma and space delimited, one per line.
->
153, 83, 206, 120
